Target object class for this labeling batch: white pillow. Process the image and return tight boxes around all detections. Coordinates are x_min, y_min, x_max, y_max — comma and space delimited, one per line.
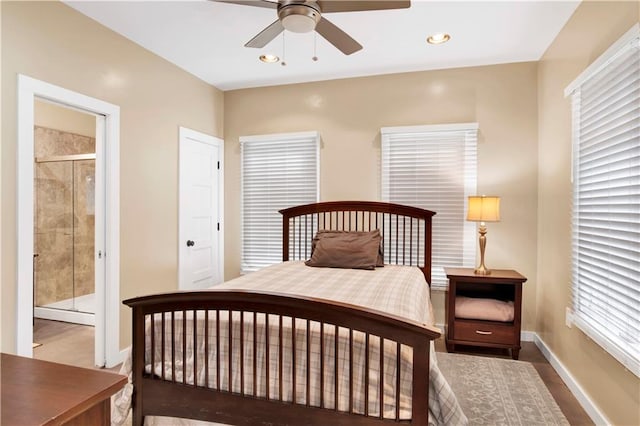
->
455, 296, 514, 322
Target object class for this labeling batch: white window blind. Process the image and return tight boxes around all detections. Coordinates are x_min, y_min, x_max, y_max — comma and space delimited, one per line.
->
566, 24, 640, 377
240, 131, 320, 274
381, 123, 478, 288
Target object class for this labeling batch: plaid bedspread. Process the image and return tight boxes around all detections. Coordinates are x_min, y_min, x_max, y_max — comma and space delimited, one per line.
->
112, 262, 467, 425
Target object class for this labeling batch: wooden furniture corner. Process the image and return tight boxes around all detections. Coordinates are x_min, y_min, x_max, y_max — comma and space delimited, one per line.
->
1, 353, 127, 425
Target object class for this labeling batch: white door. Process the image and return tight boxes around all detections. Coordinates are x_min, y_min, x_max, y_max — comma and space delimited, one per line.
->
179, 127, 224, 290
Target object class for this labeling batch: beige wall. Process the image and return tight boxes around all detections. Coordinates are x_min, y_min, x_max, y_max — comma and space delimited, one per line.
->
35, 100, 96, 138
0, 2, 4, 349
1, 1, 224, 352
224, 62, 539, 329
537, 2, 639, 425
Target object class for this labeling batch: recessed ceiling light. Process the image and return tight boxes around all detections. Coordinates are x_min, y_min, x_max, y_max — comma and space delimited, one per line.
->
427, 33, 451, 45
259, 54, 280, 63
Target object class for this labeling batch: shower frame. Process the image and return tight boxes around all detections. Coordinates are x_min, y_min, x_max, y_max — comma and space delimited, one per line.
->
33, 153, 96, 326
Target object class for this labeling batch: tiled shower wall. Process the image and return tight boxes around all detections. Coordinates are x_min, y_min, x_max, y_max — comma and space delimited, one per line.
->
34, 126, 95, 307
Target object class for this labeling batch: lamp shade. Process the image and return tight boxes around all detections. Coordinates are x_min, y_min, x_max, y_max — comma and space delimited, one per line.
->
467, 196, 500, 222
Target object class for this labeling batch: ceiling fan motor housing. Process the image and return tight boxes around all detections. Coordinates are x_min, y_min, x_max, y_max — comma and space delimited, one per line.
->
278, 1, 321, 33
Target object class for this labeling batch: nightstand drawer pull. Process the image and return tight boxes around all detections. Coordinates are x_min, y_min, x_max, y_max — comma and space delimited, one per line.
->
475, 330, 493, 335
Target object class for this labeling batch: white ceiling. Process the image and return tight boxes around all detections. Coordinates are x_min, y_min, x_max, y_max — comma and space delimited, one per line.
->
65, 0, 580, 91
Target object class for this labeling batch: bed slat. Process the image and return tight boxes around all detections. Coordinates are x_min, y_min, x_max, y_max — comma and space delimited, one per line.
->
349, 328, 354, 414
240, 311, 245, 395
306, 319, 311, 407
253, 311, 257, 397
150, 314, 155, 380
320, 322, 325, 409
292, 317, 297, 404
182, 310, 187, 385
216, 310, 220, 391
379, 336, 384, 419
193, 310, 198, 387
171, 311, 176, 383
161, 313, 166, 381
396, 342, 401, 421
279, 315, 283, 401
334, 325, 339, 411
365, 332, 370, 417
204, 310, 209, 388
265, 313, 270, 400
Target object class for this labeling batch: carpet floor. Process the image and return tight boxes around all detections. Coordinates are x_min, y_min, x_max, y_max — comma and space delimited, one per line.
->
437, 352, 569, 425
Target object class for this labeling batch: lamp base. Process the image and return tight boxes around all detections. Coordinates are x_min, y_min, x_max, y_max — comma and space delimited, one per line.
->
474, 266, 491, 275
474, 224, 491, 275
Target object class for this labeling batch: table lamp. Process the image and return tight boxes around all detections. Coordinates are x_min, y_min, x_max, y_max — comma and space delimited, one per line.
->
467, 195, 500, 275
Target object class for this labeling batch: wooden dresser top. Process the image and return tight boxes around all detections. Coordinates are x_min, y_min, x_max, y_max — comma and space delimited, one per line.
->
1, 353, 127, 425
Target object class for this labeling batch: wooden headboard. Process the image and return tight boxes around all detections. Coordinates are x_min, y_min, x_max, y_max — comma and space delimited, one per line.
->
280, 201, 436, 285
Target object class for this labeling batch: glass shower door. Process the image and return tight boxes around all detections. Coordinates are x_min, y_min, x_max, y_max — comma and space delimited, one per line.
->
71, 159, 96, 314
34, 156, 95, 320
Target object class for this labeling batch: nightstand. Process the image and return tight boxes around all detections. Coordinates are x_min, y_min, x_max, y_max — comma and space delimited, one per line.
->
444, 267, 527, 359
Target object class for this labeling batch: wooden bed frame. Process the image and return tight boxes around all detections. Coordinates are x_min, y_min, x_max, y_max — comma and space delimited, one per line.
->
124, 201, 439, 425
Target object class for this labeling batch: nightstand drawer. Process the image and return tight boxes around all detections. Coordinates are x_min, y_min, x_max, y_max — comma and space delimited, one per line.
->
453, 319, 516, 345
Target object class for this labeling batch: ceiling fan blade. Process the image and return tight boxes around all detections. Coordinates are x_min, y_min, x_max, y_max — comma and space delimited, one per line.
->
317, 0, 410, 13
315, 17, 362, 55
211, 0, 278, 10
245, 19, 285, 48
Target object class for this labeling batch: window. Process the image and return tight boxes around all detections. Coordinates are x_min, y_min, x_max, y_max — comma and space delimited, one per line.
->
381, 123, 478, 288
240, 131, 320, 274
565, 24, 640, 376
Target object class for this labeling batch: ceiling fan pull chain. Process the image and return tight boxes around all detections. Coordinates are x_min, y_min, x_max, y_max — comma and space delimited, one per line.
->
281, 31, 287, 66
312, 32, 318, 62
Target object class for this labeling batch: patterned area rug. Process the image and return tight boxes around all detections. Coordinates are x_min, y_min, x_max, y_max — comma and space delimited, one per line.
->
437, 352, 569, 425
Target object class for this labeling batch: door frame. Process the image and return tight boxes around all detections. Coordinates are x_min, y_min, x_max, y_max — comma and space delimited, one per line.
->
16, 74, 121, 367
178, 127, 224, 289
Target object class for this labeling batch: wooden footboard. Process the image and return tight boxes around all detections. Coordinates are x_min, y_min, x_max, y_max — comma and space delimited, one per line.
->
124, 291, 440, 425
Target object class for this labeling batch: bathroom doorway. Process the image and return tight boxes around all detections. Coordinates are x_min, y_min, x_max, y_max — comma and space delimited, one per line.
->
33, 101, 97, 326
16, 75, 121, 368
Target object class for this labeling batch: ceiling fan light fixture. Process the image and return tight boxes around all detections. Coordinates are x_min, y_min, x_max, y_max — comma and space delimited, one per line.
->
427, 33, 451, 45
259, 54, 280, 63
278, 4, 320, 33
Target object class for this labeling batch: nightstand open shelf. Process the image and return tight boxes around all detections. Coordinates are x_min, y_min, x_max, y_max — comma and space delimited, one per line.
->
444, 267, 527, 359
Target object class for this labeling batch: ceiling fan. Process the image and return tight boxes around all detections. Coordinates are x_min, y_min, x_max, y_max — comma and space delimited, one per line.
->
212, 0, 411, 55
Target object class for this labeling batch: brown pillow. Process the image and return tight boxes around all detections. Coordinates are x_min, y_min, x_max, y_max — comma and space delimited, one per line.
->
310, 230, 384, 267
305, 230, 382, 270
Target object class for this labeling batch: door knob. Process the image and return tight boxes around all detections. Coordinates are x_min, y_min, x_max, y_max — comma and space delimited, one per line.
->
186, 240, 195, 247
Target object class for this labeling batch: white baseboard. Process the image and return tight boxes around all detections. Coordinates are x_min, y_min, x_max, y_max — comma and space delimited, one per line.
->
34, 306, 95, 326
533, 334, 610, 426
521, 330, 535, 342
